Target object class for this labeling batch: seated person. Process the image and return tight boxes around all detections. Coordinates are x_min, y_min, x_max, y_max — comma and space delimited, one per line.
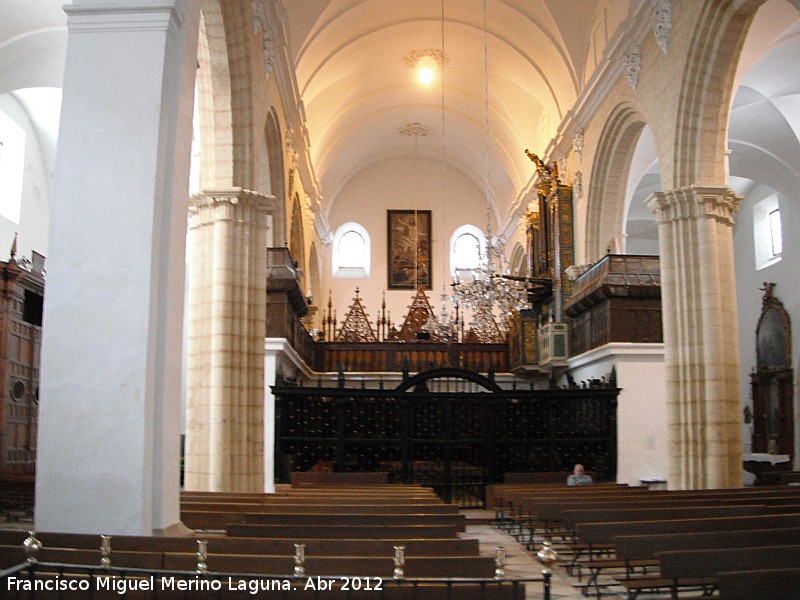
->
567, 463, 593, 486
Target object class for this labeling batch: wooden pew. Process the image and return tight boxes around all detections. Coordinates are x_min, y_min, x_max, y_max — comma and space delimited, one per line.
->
561, 504, 767, 536
0, 530, 481, 558
526, 494, 799, 538
180, 502, 459, 514
494, 485, 647, 533
181, 494, 445, 505
575, 512, 800, 555
290, 472, 389, 485
562, 508, 777, 596
615, 544, 800, 599
0, 571, 528, 600
571, 512, 800, 585
717, 568, 800, 600
224, 524, 459, 539
161, 552, 497, 578
239, 512, 466, 529
657, 543, 800, 586
522, 487, 800, 526
181, 511, 465, 531
613, 526, 800, 562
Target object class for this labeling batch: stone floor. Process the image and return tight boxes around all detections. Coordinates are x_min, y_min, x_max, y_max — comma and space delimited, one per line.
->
463, 511, 633, 600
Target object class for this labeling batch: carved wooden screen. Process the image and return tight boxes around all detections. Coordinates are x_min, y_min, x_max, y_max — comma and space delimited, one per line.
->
273, 368, 618, 507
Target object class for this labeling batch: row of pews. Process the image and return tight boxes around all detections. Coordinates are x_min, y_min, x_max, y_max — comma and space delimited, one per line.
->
0, 483, 534, 599
489, 481, 800, 599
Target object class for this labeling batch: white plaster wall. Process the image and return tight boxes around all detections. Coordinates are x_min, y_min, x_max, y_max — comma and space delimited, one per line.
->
325, 156, 490, 332
568, 343, 668, 485
0, 94, 52, 260
733, 183, 800, 469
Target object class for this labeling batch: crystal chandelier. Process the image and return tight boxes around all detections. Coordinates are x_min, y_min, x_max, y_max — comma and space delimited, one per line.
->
448, 216, 530, 341
437, 0, 530, 342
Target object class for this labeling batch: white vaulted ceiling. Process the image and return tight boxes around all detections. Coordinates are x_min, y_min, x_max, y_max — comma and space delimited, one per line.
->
0, 0, 636, 231
281, 0, 635, 224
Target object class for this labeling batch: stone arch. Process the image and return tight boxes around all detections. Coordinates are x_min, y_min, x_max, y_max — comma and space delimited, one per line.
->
672, 0, 764, 189
289, 193, 306, 291
196, 1, 255, 189
510, 242, 526, 277
263, 107, 286, 247
308, 241, 321, 306
585, 102, 648, 261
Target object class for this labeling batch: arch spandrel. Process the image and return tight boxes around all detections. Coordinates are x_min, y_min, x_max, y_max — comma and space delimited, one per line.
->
197, 0, 256, 191
670, 0, 764, 190
585, 102, 649, 262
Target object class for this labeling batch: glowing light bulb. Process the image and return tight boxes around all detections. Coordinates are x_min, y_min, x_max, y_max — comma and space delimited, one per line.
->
418, 65, 434, 85
416, 57, 436, 85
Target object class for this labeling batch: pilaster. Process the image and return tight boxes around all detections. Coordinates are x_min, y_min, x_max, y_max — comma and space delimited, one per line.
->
646, 186, 743, 489
35, 0, 200, 534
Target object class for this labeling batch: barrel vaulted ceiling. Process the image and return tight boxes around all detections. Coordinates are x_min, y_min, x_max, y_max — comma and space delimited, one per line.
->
0, 0, 636, 232
281, 0, 636, 225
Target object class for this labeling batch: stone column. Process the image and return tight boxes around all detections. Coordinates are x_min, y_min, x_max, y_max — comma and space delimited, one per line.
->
184, 189, 274, 491
646, 186, 743, 489
35, 0, 200, 534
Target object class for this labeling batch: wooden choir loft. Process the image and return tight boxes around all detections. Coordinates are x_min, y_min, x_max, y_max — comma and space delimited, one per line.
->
264, 159, 662, 506
267, 156, 662, 377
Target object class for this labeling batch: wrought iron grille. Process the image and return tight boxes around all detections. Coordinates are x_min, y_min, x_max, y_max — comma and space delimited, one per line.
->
273, 369, 618, 508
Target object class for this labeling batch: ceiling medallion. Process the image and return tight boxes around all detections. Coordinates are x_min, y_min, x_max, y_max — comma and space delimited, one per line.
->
399, 123, 433, 137
402, 49, 447, 68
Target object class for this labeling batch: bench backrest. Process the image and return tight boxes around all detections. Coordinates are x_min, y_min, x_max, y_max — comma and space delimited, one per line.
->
181, 511, 465, 531
533, 497, 781, 521
614, 526, 800, 560
562, 504, 766, 529
576, 512, 800, 545
225, 524, 460, 539
717, 568, 800, 600
179, 502, 459, 514
659, 544, 800, 579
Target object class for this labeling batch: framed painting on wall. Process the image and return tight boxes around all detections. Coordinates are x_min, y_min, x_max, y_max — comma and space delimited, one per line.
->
387, 209, 432, 290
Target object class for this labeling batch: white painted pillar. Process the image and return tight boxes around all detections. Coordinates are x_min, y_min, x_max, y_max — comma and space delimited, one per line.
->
263, 346, 279, 494
184, 190, 273, 491
646, 186, 743, 489
263, 338, 315, 493
35, 0, 200, 535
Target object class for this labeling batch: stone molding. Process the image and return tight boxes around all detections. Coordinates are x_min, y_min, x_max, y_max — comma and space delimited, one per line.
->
646, 186, 741, 226
189, 188, 276, 227
653, 0, 672, 54
64, 2, 184, 33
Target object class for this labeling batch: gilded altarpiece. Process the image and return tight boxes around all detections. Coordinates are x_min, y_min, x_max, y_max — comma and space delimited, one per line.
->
750, 284, 794, 458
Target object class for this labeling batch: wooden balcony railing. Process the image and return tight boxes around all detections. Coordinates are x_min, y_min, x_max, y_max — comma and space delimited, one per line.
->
311, 341, 508, 373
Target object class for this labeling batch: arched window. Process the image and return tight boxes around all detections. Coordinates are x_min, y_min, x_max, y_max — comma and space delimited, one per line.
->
333, 222, 370, 278
450, 225, 486, 277
754, 194, 782, 270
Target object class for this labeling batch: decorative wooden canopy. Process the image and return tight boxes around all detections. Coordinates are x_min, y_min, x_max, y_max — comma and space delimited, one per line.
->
391, 287, 437, 342
335, 288, 378, 342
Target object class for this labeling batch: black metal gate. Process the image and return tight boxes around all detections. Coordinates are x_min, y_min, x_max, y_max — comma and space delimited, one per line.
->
273, 368, 618, 507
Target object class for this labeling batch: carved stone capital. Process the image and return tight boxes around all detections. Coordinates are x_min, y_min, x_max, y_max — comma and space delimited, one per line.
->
645, 186, 741, 226
189, 188, 277, 227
